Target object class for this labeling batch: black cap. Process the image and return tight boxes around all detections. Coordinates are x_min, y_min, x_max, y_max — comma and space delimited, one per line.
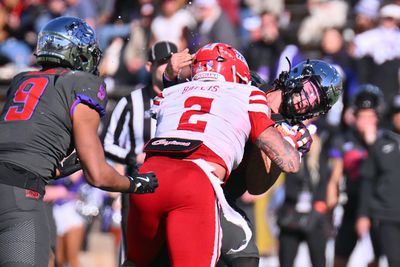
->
389, 95, 400, 115
353, 84, 383, 113
148, 41, 178, 63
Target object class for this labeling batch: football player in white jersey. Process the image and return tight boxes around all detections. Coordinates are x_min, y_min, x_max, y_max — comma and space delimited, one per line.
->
124, 43, 342, 267
146, 56, 342, 267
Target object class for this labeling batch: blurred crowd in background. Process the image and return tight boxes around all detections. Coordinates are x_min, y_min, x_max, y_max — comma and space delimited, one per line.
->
1, 0, 400, 108
1, 0, 400, 266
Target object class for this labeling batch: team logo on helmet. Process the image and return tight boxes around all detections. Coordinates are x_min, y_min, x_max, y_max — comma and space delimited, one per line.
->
97, 84, 106, 100
35, 16, 102, 74
235, 50, 248, 66
206, 60, 213, 70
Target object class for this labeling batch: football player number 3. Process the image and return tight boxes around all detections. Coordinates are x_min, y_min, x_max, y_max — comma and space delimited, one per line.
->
177, 96, 214, 133
5, 77, 49, 121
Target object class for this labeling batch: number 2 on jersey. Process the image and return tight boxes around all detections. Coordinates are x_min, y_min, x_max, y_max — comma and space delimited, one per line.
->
5, 77, 49, 121
177, 96, 214, 133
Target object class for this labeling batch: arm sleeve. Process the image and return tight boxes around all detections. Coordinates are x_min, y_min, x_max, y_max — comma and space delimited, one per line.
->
103, 96, 132, 164
162, 72, 179, 89
248, 89, 275, 143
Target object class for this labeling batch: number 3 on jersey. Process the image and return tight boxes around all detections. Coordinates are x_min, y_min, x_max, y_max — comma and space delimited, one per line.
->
177, 96, 214, 133
5, 77, 48, 121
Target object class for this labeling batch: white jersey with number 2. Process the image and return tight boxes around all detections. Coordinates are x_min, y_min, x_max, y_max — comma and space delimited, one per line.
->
151, 80, 274, 172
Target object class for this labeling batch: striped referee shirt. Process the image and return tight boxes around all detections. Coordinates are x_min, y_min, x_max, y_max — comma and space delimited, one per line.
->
103, 85, 157, 164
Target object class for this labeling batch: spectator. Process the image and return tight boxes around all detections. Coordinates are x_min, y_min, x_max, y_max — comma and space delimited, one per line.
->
350, 3, 400, 122
92, 0, 116, 27
353, 0, 380, 34
150, 0, 195, 50
327, 85, 384, 267
96, 0, 151, 51
244, 11, 286, 84
298, 0, 349, 47
244, 0, 285, 17
64, 0, 97, 28
190, 0, 240, 50
99, 3, 155, 90
217, 0, 240, 27
109, 0, 142, 23
0, 0, 36, 70
17, 0, 45, 48
356, 94, 400, 267
242, 15, 262, 44
35, 0, 67, 33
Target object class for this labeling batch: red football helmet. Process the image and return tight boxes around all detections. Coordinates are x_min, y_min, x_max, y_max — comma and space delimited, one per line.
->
191, 43, 251, 84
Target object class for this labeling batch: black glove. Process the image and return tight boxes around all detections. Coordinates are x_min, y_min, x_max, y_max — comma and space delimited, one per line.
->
127, 172, 158, 194
57, 151, 82, 177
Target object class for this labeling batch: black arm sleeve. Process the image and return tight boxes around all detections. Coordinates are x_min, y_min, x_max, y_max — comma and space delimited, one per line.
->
162, 75, 178, 89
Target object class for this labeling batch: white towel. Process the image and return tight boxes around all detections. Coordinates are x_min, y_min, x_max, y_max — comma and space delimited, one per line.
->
190, 159, 252, 254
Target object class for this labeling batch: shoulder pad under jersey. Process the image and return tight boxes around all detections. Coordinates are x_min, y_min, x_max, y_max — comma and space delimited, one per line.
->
63, 71, 107, 117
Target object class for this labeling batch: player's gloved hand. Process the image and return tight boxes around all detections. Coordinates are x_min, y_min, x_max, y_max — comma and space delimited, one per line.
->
275, 122, 313, 155
128, 172, 158, 194
57, 150, 82, 177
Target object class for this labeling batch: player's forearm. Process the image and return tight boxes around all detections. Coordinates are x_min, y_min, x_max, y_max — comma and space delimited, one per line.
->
256, 126, 300, 173
82, 163, 131, 192
76, 136, 132, 192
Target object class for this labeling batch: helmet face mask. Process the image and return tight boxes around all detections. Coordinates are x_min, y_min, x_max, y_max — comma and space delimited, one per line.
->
191, 43, 250, 84
284, 78, 323, 116
279, 60, 342, 121
35, 16, 102, 74
250, 70, 268, 91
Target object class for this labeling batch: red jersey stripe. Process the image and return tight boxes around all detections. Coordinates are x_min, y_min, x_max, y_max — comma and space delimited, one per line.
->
250, 90, 266, 97
249, 99, 268, 105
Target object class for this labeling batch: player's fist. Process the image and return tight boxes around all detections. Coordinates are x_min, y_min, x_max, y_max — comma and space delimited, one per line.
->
128, 172, 158, 194
275, 122, 313, 154
57, 150, 81, 177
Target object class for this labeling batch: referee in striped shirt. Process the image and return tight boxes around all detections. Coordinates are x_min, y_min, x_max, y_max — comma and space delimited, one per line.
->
103, 41, 178, 263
